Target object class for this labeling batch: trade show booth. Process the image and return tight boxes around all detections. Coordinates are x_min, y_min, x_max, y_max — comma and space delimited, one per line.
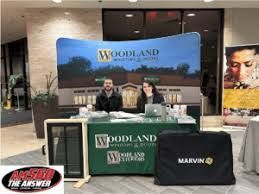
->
2, 2, 259, 193
40, 32, 237, 186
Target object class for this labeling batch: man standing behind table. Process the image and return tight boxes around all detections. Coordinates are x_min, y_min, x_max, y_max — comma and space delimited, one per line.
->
95, 79, 123, 112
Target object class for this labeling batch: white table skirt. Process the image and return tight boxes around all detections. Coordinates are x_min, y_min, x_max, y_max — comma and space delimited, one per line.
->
238, 116, 259, 173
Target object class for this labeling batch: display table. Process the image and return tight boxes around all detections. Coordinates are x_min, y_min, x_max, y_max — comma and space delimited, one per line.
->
87, 117, 198, 175
239, 116, 259, 173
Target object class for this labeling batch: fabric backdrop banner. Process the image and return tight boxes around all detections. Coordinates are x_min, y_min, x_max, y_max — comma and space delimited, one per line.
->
223, 44, 259, 127
56, 33, 200, 109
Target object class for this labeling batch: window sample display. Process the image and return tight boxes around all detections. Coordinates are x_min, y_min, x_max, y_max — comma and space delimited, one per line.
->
47, 124, 83, 178
45, 120, 90, 181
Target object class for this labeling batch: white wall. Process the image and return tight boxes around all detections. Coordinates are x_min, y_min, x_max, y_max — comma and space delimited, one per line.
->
224, 8, 259, 46
25, 8, 102, 93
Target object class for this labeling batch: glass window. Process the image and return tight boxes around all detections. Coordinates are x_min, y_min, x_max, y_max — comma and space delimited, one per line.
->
1, 46, 6, 86
103, 10, 144, 40
183, 10, 222, 115
48, 124, 83, 178
9, 40, 24, 75
1, 46, 7, 102
145, 11, 181, 38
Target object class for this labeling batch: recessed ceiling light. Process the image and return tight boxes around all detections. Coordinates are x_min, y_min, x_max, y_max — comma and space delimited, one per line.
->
203, 29, 209, 32
204, 0, 215, 2
129, 0, 138, 2
52, 0, 62, 3
134, 30, 140, 34
187, 13, 196, 17
64, 12, 70, 15
126, 14, 134, 18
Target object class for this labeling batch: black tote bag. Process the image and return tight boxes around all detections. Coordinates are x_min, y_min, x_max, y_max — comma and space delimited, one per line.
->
154, 131, 236, 185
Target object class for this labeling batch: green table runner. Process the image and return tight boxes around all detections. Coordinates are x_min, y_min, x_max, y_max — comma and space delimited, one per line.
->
88, 117, 198, 175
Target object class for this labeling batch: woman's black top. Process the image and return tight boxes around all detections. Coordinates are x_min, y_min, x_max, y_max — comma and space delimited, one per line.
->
136, 93, 165, 113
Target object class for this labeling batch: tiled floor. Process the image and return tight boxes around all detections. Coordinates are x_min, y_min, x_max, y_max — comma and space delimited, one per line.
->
1, 123, 259, 194
0, 123, 45, 159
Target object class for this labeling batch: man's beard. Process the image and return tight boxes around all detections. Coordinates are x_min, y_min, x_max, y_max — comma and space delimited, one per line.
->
104, 87, 112, 91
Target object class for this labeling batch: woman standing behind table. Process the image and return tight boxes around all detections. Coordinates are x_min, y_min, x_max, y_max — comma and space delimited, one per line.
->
137, 80, 165, 113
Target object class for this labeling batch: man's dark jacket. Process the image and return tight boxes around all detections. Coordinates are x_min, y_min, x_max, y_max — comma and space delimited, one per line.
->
95, 90, 123, 112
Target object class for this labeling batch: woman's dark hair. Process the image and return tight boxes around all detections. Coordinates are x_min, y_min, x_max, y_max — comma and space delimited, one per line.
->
226, 45, 259, 58
141, 80, 159, 104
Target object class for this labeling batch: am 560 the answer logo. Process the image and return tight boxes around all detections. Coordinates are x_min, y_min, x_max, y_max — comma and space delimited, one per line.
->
1, 166, 62, 193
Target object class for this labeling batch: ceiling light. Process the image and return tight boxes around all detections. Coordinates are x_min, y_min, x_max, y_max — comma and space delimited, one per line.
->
64, 12, 70, 15
134, 30, 140, 34
187, 13, 196, 17
129, 0, 138, 2
204, 0, 215, 2
52, 0, 62, 3
203, 29, 209, 32
126, 14, 134, 18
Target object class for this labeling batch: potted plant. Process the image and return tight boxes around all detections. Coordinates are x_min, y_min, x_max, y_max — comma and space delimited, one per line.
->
31, 72, 59, 138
